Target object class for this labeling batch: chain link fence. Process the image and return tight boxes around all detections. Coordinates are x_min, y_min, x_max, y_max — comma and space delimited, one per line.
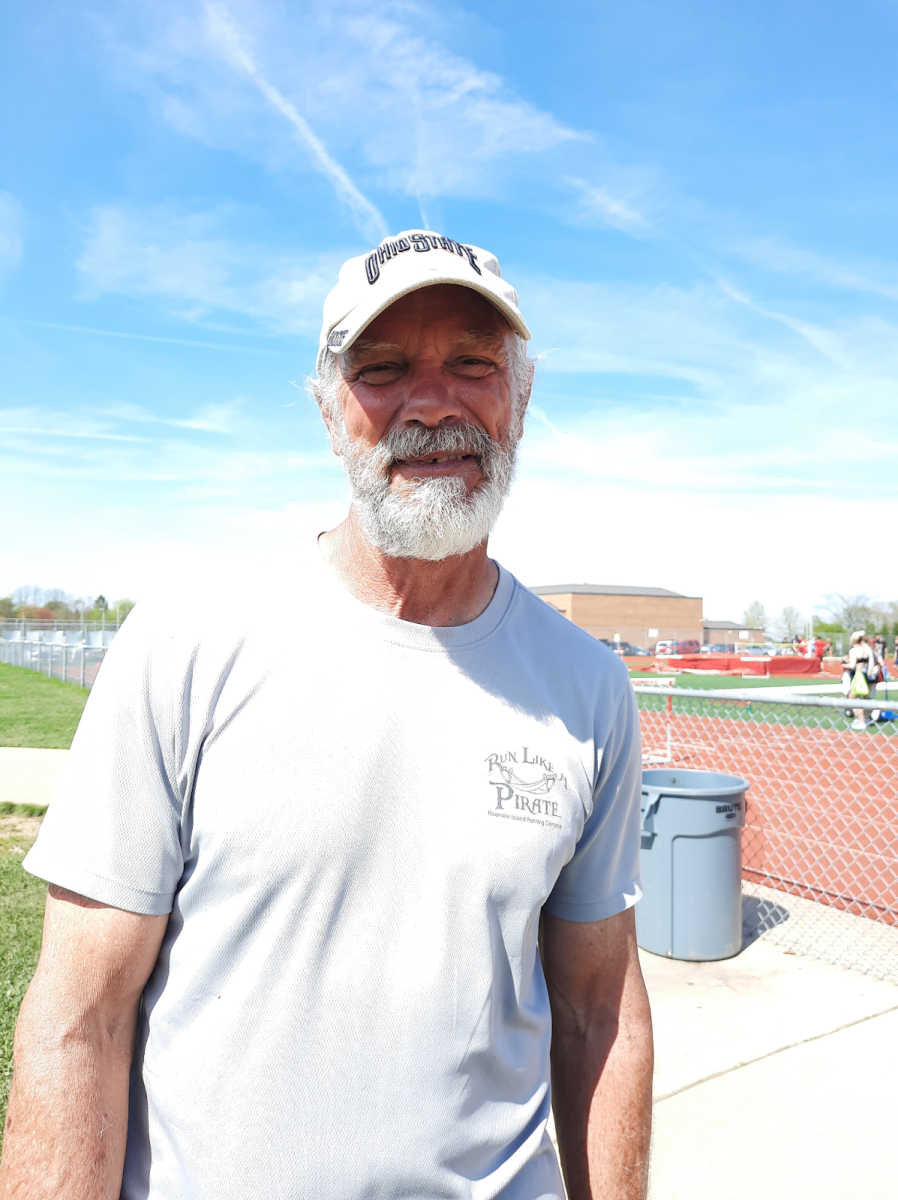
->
0, 638, 107, 689
5, 637, 896, 978
634, 684, 898, 983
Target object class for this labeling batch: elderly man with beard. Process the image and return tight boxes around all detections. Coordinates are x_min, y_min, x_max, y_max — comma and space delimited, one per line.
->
1, 233, 653, 1200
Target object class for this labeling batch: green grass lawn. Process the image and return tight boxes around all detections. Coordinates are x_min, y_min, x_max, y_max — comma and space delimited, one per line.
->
627, 672, 823, 690
631, 675, 897, 733
0, 664, 82, 1139
0, 663, 89, 749
0, 816, 46, 1147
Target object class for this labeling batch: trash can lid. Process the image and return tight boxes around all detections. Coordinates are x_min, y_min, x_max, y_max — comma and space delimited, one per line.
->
641, 768, 749, 798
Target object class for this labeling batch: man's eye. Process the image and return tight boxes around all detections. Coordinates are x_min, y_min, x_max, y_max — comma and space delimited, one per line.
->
455, 358, 495, 375
357, 364, 404, 384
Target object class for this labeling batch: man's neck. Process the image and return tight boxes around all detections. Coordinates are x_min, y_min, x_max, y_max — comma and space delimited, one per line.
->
318, 511, 499, 628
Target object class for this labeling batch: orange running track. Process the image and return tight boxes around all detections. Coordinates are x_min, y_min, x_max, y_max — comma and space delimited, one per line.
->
639, 708, 898, 926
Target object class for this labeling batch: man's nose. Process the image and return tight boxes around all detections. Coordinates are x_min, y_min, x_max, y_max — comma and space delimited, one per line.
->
399, 364, 463, 427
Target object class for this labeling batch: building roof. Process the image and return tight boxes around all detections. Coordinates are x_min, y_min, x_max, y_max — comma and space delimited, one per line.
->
703, 619, 743, 629
529, 583, 692, 599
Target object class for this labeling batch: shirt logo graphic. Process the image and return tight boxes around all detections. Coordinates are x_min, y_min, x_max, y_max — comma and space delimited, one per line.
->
496, 762, 557, 795
485, 747, 567, 827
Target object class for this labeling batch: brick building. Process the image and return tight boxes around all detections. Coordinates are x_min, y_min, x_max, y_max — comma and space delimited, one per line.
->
528, 583, 703, 652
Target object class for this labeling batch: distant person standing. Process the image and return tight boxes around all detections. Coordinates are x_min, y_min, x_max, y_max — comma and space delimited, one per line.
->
842, 631, 876, 730
869, 637, 886, 720
872, 634, 886, 667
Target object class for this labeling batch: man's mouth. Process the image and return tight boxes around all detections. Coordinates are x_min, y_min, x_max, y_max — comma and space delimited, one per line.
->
394, 454, 477, 467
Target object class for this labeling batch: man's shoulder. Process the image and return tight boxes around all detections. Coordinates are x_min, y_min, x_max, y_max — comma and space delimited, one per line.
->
103, 599, 255, 698
118, 545, 328, 661
505, 574, 631, 679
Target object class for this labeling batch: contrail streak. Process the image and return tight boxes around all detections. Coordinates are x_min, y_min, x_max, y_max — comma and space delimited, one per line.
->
202, 3, 388, 243
1, 316, 275, 354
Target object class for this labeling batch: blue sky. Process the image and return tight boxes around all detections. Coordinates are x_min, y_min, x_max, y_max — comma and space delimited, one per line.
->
2, 0, 897, 622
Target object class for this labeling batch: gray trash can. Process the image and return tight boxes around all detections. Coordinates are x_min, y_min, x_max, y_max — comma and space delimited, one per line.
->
636, 768, 749, 962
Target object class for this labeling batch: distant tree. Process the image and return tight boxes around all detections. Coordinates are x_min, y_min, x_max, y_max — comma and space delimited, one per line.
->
13, 586, 43, 608
18, 605, 56, 620
879, 600, 898, 636
741, 601, 769, 632
46, 599, 76, 619
2, 587, 136, 623
811, 619, 845, 634
822, 593, 875, 635
773, 605, 803, 639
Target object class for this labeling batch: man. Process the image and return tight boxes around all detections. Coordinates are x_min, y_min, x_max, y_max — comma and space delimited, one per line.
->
1, 231, 653, 1199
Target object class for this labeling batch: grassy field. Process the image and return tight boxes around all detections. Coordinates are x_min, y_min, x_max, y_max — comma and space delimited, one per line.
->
0, 663, 89, 749
0, 664, 84, 1141
627, 670, 836, 690
0, 814, 46, 1146
633, 681, 898, 733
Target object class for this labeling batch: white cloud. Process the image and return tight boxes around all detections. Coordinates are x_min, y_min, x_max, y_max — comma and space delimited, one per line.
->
520, 270, 898, 428
490, 476, 898, 621
200, 2, 387, 242
0, 498, 348, 604
7, 316, 277, 354
564, 177, 650, 232
76, 203, 343, 336
97, 0, 581, 214
734, 237, 898, 302
96, 400, 243, 434
0, 399, 338, 532
337, 6, 581, 201
0, 191, 24, 275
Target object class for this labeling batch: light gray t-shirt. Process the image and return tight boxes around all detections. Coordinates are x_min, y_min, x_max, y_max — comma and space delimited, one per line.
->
25, 552, 642, 1200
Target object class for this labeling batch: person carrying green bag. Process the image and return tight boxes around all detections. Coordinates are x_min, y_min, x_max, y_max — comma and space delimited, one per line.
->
842, 630, 877, 729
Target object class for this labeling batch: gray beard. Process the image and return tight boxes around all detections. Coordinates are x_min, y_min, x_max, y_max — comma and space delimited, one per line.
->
331, 418, 518, 561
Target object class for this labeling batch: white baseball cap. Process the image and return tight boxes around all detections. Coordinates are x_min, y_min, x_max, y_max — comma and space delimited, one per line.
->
317, 230, 530, 369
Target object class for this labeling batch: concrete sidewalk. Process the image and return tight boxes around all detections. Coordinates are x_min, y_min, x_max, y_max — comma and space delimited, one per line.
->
0, 747, 68, 807
643, 937, 898, 1199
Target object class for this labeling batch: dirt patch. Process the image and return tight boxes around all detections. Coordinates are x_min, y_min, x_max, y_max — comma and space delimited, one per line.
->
0, 814, 43, 845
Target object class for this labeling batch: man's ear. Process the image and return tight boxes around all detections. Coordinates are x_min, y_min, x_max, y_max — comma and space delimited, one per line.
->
313, 385, 343, 458
515, 360, 535, 441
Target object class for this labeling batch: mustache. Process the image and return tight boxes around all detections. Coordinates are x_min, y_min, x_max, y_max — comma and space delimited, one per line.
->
376, 422, 498, 466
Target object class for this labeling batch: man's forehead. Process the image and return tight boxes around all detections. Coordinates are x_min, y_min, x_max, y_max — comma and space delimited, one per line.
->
354, 284, 508, 343
351, 324, 505, 351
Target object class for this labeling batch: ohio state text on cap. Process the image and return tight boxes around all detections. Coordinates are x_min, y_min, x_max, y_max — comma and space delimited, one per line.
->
318, 230, 531, 368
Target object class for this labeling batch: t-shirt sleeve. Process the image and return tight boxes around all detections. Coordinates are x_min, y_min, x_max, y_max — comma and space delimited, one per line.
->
543, 682, 643, 923
23, 605, 188, 915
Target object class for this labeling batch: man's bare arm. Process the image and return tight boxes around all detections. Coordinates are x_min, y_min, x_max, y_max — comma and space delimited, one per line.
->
542, 907, 653, 1200
0, 886, 168, 1198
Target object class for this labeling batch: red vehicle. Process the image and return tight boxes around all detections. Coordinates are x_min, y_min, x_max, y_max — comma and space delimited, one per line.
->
675, 639, 701, 655
655, 639, 701, 656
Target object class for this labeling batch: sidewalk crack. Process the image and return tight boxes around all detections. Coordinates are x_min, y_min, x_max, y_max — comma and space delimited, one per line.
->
654, 1001, 898, 1104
